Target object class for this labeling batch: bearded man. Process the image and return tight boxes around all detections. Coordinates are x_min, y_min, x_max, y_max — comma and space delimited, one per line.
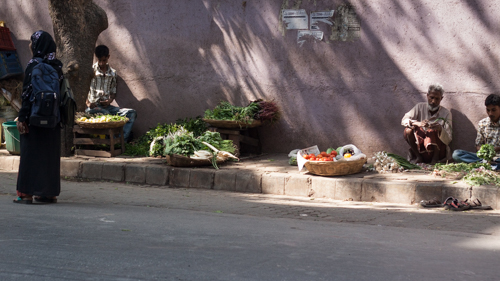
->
401, 84, 452, 164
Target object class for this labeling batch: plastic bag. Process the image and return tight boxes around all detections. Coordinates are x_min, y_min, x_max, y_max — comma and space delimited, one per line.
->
337, 144, 366, 161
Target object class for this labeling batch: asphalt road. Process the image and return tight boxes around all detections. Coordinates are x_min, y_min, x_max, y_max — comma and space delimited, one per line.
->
0, 171, 499, 281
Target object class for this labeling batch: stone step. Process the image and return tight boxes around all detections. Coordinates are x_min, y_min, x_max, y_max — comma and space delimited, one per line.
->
1, 154, 498, 209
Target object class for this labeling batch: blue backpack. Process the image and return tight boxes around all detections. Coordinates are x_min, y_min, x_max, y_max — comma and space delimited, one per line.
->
29, 58, 60, 128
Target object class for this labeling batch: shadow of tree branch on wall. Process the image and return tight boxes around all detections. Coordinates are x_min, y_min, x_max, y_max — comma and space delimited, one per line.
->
4, 0, 499, 156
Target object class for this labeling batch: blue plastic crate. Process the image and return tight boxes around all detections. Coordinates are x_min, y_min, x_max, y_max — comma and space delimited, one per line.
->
0, 50, 23, 79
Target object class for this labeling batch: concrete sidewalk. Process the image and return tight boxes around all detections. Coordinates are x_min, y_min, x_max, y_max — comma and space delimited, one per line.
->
1, 149, 498, 209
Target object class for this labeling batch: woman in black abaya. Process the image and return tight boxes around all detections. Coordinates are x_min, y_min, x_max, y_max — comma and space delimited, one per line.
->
14, 30, 63, 204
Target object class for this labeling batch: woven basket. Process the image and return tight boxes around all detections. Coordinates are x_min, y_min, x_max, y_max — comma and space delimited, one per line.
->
166, 154, 223, 167
304, 158, 366, 176
203, 119, 262, 129
75, 120, 127, 129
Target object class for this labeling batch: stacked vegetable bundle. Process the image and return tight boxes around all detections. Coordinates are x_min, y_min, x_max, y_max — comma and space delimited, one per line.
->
204, 99, 280, 124
124, 116, 235, 162
159, 129, 238, 169
161, 130, 236, 158
130, 116, 236, 169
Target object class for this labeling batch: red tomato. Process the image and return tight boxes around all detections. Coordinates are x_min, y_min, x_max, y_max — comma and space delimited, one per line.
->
330, 151, 337, 157
304, 154, 311, 160
320, 151, 328, 157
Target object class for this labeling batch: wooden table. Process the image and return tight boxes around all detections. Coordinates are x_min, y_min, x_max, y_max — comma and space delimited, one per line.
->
208, 127, 260, 156
73, 125, 125, 157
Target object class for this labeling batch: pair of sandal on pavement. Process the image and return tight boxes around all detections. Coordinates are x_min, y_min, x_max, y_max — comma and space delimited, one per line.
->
12, 196, 57, 204
420, 197, 492, 211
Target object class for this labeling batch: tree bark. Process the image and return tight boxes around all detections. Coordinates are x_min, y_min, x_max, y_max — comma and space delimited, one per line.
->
48, 0, 108, 156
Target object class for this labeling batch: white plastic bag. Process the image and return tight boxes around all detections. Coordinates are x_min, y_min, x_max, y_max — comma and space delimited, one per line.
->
288, 149, 301, 158
337, 144, 366, 161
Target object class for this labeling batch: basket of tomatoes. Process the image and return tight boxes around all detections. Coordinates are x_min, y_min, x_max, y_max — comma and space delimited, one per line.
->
302, 146, 366, 176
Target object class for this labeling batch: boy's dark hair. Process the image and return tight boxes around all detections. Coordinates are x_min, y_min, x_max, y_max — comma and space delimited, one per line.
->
485, 94, 500, 107
95, 45, 109, 58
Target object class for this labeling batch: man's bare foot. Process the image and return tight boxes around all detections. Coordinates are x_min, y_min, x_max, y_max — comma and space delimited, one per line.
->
407, 149, 417, 162
430, 149, 440, 165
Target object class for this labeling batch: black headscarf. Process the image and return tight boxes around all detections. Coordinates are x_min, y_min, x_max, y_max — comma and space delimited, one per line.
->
18, 30, 64, 122
21, 30, 63, 94
30, 30, 57, 59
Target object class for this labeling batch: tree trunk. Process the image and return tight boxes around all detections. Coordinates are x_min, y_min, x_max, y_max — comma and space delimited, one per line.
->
48, 0, 108, 156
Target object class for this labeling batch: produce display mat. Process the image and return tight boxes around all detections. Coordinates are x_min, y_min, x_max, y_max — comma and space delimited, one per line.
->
166, 154, 224, 167
75, 149, 122, 158
202, 119, 262, 129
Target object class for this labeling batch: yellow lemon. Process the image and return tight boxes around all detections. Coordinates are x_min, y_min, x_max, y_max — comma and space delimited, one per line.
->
344, 153, 352, 158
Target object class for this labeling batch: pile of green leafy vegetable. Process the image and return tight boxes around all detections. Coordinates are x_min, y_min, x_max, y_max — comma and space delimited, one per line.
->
433, 162, 492, 173
462, 168, 500, 186
433, 162, 500, 186
204, 100, 280, 123
123, 116, 207, 157
204, 101, 260, 123
163, 130, 235, 157
477, 144, 496, 161
197, 131, 235, 153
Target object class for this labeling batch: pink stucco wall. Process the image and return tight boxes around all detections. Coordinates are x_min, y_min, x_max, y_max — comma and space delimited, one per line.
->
1, 0, 499, 156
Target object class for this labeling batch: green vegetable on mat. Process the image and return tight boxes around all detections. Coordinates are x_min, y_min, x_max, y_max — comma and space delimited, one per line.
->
289, 156, 297, 166
477, 144, 496, 161
197, 131, 236, 154
386, 153, 422, 170
204, 100, 280, 124
204, 101, 260, 124
433, 162, 492, 173
462, 169, 500, 186
163, 133, 199, 157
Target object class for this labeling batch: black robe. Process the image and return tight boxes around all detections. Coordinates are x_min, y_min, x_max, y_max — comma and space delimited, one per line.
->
16, 30, 63, 197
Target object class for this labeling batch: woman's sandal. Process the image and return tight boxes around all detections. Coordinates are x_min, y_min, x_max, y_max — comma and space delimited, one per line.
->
13, 196, 33, 204
443, 196, 470, 211
420, 198, 442, 208
34, 196, 57, 203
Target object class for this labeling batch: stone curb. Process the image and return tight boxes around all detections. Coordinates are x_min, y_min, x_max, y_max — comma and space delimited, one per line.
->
1, 156, 499, 209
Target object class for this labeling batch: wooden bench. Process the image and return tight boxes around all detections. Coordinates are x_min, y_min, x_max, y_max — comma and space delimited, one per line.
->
73, 125, 125, 157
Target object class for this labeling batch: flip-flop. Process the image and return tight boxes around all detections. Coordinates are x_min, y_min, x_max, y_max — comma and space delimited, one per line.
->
420, 198, 442, 208
443, 197, 470, 211
34, 196, 57, 203
13, 197, 33, 204
465, 199, 493, 210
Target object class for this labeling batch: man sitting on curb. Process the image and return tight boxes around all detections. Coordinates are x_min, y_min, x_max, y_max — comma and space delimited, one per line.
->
401, 84, 452, 164
453, 94, 500, 167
